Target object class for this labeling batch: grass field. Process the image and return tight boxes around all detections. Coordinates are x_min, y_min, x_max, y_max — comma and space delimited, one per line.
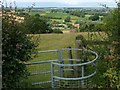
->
29, 11, 93, 23
36, 32, 107, 50
24, 32, 107, 88
29, 11, 103, 23
28, 32, 107, 63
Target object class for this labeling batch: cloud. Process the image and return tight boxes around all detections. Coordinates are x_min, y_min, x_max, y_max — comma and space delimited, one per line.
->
63, 0, 80, 5
3, 0, 38, 2
4, 0, 115, 2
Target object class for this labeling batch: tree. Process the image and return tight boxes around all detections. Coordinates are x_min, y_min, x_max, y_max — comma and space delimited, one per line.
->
24, 15, 53, 34
64, 16, 71, 22
2, 9, 36, 88
69, 10, 85, 18
102, 7, 120, 55
34, 13, 40, 17
89, 14, 99, 21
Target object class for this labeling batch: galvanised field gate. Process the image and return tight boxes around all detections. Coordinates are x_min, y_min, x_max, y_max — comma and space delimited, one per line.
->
26, 48, 98, 88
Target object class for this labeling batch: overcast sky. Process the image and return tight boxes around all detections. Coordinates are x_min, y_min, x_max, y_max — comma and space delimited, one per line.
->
5, 0, 117, 3
3, 0, 117, 7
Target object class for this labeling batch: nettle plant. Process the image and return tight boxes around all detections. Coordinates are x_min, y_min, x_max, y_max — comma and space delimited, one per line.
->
93, 3, 120, 88
80, 3, 120, 88
102, 4, 120, 88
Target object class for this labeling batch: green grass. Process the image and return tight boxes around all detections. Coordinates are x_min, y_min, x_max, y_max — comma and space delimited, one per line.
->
45, 12, 69, 18
29, 11, 44, 15
37, 33, 77, 50
29, 11, 103, 25
29, 11, 88, 23
24, 32, 107, 88
36, 32, 107, 50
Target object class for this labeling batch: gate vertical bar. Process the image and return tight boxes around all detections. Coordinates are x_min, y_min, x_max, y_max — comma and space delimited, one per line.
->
58, 50, 63, 77
51, 62, 55, 89
81, 65, 84, 88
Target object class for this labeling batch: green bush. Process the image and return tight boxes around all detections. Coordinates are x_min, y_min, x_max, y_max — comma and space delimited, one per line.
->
79, 22, 103, 32
2, 9, 36, 88
89, 14, 99, 21
53, 29, 63, 34
92, 6, 120, 89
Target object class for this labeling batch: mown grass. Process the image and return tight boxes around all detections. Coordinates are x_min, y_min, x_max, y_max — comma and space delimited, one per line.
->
24, 32, 107, 88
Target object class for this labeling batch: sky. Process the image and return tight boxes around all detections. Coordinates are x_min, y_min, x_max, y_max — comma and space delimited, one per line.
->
2, 0, 118, 7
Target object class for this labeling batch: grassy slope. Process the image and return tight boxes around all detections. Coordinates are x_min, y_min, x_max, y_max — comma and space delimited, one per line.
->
37, 33, 77, 50
25, 33, 83, 87
37, 32, 107, 50
25, 32, 107, 88
29, 32, 107, 62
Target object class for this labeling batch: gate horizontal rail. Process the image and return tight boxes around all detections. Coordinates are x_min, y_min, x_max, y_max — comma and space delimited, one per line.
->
53, 71, 96, 80
25, 48, 98, 88
30, 69, 74, 76
26, 60, 58, 65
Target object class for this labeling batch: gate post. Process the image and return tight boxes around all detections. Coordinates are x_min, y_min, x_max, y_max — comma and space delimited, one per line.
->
58, 50, 64, 77
75, 35, 84, 77
68, 47, 73, 64
51, 62, 55, 88
75, 35, 86, 87
75, 35, 84, 60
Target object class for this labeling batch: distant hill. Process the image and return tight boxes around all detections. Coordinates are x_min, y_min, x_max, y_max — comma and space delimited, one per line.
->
10, 2, 116, 8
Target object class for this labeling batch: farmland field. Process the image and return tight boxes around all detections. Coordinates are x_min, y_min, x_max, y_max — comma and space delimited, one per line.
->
29, 11, 102, 24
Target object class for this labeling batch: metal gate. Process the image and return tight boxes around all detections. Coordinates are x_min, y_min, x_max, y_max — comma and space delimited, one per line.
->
26, 48, 98, 88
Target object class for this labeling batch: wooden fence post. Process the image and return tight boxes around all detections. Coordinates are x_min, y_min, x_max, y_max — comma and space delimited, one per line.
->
75, 35, 84, 78
68, 47, 74, 75
75, 35, 87, 87
68, 46, 73, 64
75, 35, 84, 62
